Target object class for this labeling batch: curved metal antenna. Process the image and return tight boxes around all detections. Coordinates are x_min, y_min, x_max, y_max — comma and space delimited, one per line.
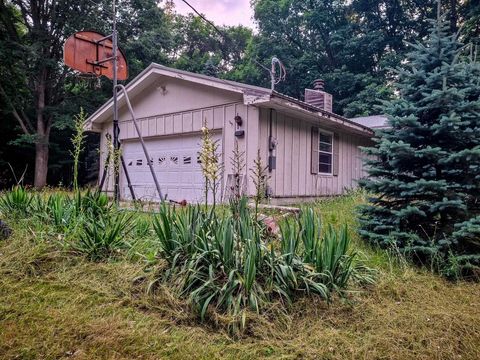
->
271, 57, 287, 91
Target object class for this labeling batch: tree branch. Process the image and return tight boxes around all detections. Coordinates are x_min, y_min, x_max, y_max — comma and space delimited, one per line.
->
0, 83, 32, 135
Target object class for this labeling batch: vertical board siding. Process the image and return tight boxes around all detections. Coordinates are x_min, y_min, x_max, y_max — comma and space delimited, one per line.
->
103, 102, 370, 199
284, 116, 293, 196
257, 109, 370, 197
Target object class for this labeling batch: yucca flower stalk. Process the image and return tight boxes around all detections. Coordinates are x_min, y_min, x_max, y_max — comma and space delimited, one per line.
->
199, 121, 221, 208
250, 149, 269, 220
70, 108, 87, 194
229, 140, 246, 217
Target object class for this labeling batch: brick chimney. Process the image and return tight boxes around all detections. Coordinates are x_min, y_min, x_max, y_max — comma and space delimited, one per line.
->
304, 79, 333, 113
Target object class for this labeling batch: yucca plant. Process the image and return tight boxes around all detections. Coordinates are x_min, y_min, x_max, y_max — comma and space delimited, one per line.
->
0, 186, 34, 217
134, 216, 151, 238
46, 193, 73, 231
300, 207, 321, 263
79, 189, 110, 219
298, 209, 375, 291
279, 219, 300, 266
73, 210, 135, 260
150, 200, 359, 334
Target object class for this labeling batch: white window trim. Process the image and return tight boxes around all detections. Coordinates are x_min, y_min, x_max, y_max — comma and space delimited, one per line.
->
318, 129, 333, 176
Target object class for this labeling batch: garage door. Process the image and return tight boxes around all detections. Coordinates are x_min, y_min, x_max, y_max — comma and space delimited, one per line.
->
121, 132, 222, 203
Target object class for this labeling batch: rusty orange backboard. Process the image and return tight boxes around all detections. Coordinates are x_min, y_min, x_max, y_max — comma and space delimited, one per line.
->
63, 31, 128, 80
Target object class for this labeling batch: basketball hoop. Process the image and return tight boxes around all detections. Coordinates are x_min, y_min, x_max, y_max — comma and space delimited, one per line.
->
76, 73, 102, 90
63, 0, 164, 204
63, 31, 128, 81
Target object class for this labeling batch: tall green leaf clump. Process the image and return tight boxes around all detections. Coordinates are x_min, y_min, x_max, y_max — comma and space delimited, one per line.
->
359, 16, 480, 277
151, 200, 372, 333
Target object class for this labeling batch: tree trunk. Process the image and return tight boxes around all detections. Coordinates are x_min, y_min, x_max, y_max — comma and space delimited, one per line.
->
33, 70, 49, 189
34, 141, 49, 188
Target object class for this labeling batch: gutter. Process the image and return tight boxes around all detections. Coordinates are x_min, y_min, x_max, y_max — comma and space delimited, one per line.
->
270, 92, 373, 135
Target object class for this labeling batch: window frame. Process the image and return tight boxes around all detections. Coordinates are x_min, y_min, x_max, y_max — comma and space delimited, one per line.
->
318, 129, 334, 176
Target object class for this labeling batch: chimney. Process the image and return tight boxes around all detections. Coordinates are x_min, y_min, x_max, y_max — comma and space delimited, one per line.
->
304, 79, 333, 113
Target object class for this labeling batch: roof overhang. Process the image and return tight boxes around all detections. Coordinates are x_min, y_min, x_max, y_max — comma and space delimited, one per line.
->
85, 63, 373, 138
247, 92, 373, 137
84, 63, 270, 130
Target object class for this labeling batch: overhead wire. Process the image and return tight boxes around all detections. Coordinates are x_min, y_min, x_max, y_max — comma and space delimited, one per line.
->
80, 0, 286, 90
180, 0, 273, 75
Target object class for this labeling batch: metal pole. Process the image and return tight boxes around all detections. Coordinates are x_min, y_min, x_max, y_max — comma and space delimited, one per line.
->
112, 0, 120, 203
99, 134, 112, 191
115, 84, 164, 201
120, 154, 137, 201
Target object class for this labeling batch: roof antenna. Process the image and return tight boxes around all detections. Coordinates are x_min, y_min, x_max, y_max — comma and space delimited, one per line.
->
270, 57, 286, 91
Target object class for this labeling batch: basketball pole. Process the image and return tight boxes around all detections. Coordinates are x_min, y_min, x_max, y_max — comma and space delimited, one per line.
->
112, 0, 120, 204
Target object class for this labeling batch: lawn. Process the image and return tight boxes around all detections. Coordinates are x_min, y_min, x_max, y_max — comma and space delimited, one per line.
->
0, 192, 479, 359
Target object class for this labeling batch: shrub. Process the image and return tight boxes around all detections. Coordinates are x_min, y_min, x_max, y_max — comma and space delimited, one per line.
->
151, 199, 372, 332
0, 186, 34, 217
72, 210, 135, 261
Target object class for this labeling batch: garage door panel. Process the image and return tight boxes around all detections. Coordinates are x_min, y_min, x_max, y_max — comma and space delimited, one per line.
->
121, 132, 222, 203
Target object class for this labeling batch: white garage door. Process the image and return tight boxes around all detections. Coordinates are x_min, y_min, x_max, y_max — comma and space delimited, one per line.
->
121, 132, 222, 203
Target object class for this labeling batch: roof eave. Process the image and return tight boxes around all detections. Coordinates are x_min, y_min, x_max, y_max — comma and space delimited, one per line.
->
266, 94, 373, 136
85, 63, 268, 129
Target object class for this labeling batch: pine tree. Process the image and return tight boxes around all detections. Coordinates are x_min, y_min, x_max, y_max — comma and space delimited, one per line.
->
359, 14, 480, 277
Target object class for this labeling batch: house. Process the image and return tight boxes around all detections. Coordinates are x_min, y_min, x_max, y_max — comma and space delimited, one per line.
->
85, 63, 376, 204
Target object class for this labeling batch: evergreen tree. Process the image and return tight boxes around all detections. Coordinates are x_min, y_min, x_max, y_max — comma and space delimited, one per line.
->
359, 15, 480, 277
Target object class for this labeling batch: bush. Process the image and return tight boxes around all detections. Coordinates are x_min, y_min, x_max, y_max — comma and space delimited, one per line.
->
0, 186, 34, 217
151, 199, 373, 332
72, 210, 135, 261
0, 187, 137, 261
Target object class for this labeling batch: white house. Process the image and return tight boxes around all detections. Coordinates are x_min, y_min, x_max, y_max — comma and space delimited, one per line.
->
85, 63, 378, 204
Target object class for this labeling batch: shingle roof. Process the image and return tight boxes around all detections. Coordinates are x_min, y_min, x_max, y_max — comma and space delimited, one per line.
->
349, 115, 389, 129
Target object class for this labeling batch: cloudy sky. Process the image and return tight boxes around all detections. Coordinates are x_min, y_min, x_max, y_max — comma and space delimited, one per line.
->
173, 0, 255, 28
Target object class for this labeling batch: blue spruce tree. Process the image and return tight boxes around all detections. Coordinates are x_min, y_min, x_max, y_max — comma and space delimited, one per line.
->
359, 15, 480, 277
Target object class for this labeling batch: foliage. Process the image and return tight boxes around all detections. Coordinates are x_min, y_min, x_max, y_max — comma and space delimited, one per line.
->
0, 186, 34, 217
1, 191, 479, 359
73, 210, 135, 261
359, 16, 480, 277
0, 184, 136, 260
151, 198, 372, 333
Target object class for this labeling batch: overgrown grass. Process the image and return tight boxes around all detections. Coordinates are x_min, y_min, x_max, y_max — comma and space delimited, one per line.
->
0, 190, 479, 359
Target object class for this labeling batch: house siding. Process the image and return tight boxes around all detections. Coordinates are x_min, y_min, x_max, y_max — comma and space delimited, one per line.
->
97, 76, 370, 201
98, 76, 248, 197
258, 108, 370, 197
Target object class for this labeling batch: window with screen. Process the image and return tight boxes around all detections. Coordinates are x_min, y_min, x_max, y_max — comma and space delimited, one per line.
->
318, 132, 333, 174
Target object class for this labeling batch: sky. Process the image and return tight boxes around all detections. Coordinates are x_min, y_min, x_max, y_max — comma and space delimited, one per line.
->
172, 0, 255, 28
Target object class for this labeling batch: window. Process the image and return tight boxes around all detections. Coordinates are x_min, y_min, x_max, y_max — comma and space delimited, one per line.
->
318, 131, 333, 174
158, 156, 166, 166
183, 156, 192, 165
136, 159, 143, 166
170, 156, 178, 165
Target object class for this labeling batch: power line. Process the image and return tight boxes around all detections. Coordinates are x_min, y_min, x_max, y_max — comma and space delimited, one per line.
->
180, 0, 272, 74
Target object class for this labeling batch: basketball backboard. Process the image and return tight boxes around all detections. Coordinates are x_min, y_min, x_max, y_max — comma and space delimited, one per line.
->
63, 31, 128, 80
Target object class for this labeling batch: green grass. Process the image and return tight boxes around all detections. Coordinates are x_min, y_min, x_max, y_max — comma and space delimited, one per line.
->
1, 191, 479, 359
